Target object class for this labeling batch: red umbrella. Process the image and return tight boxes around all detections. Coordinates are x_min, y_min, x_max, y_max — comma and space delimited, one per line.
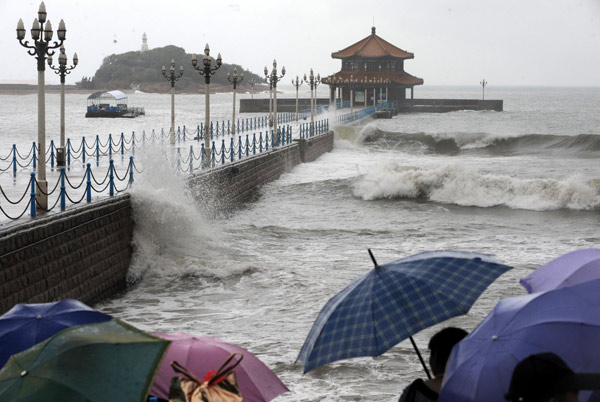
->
150, 332, 289, 402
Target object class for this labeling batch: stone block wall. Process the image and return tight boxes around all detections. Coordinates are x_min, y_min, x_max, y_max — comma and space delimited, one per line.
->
0, 196, 132, 314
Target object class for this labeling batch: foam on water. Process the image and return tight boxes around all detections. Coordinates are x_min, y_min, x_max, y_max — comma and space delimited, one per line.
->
127, 145, 255, 281
351, 161, 600, 211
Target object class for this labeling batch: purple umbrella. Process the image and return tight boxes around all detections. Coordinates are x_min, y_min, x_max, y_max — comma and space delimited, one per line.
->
150, 332, 289, 402
0, 298, 111, 368
439, 278, 600, 402
520, 248, 600, 293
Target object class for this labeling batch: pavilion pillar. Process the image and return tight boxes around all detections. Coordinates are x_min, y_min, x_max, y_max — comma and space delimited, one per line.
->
411, 87, 414, 99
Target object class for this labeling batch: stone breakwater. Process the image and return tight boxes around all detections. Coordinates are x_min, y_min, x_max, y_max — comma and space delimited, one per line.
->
0, 131, 334, 313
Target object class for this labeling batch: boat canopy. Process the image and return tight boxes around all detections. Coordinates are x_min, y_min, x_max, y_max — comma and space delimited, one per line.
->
87, 90, 128, 106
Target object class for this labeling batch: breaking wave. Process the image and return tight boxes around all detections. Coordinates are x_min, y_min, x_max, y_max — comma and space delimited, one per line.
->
351, 162, 600, 211
359, 129, 600, 156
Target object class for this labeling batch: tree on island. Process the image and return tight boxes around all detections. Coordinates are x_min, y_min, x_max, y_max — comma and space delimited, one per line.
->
92, 45, 264, 93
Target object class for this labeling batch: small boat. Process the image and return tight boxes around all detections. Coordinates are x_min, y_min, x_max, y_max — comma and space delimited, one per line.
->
85, 90, 145, 118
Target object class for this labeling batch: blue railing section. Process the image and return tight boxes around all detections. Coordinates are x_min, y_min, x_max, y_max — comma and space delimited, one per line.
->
335, 101, 393, 125
1, 117, 330, 221
1, 157, 138, 220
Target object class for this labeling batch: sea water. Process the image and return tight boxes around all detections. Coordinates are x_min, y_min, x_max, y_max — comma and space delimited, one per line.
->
1, 86, 599, 401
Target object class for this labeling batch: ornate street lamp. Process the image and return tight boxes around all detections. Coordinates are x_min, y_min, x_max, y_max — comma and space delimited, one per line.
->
480, 79, 487, 100
303, 69, 320, 134
227, 67, 244, 135
16, 1, 67, 209
291, 75, 303, 121
192, 43, 222, 167
264, 60, 285, 146
47, 45, 77, 167
161, 58, 183, 144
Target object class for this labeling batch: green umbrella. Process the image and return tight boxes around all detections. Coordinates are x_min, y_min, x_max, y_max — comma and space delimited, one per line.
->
0, 318, 170, 402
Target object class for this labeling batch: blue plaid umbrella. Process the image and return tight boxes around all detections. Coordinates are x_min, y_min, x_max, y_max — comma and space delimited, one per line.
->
296, 250, 512, 373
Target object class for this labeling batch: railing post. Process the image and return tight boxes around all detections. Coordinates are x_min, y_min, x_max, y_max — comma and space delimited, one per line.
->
60, 167, 66, 211
238, 136, 242, 160
50, 140, 55, 168
86, 163, 92, 202
120, 132, 125, 155
189, 145, 194, 173
32, 142, 37, 169
211, 141, 216, 167
259, 132, 263, 153
96, 135, 100, 160
201, 144, 205, 169
245, 134, 249, 157
67, 138, 71, 167
108, 133, 113, 158
177, 126, 181, 142
12, 144, 17, 177
221, 139, 226, 165
30, 172, 37, 217
109, 159, 115, 197
230, 137, 234, 162
82, 137, 86, 164
176, 148, 181, 172
128, 156, 134, 186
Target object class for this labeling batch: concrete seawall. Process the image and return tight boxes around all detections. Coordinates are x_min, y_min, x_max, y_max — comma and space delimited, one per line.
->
0, 131, 334, 314
0, 196, 132, 314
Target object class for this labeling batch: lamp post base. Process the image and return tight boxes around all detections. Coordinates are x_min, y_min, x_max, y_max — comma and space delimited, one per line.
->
35, 180, 48, 211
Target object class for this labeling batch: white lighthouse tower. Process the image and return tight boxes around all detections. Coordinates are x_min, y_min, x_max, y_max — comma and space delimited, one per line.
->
141, 32, 149, 52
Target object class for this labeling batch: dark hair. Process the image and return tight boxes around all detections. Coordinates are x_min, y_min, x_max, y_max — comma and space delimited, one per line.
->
428, 327, 468, 372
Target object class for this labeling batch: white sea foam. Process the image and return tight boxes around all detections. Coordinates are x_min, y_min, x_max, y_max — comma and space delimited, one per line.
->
351, 162, 600, 211
127, 146, 253, 280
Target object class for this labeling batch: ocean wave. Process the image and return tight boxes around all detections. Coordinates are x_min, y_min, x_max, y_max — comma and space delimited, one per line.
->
351, 162, 600, 211
360, 129, 600, 156
126, 146, 255, 281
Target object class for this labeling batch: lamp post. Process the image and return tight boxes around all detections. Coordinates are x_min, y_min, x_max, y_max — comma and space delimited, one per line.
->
17, 2, 67, 210
480, 79, 487, 100
264, 70, 273, 127
249, 79, 256, 99
47, 44, 77, 167
161, 58, 183, 144
192, 43, 222, 167
303, 69, 320, 133
264, 60, 285, 145
291, 75, 303, 121
227, 67, 243, 135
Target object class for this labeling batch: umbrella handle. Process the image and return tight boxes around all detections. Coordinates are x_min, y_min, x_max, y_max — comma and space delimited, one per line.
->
409, 336, 432, 380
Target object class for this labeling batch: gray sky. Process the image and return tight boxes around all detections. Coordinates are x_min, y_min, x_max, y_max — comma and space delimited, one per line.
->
1, 0, 599, 87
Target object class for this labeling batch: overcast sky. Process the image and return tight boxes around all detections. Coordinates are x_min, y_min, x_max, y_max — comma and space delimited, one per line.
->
1, 0, 599, 87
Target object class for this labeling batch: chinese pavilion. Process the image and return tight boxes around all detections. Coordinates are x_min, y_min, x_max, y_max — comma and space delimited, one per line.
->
321, 27, 423, 105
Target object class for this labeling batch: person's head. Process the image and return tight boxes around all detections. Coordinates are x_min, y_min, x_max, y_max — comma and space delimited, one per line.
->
428, 327, 468, 377
505, 352, 600, 402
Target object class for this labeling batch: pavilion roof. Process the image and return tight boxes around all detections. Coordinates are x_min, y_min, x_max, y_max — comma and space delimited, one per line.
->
321, 71, 424, 86
332, 27, 414, 60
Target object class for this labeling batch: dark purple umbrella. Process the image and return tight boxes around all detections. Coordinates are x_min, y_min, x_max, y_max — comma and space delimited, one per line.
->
520, 248, 600, 293
0, 298, 111, 368
150, 332, 289, 402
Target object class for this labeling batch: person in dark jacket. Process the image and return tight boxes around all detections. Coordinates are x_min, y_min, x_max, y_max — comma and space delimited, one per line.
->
398, 327, 468, 402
